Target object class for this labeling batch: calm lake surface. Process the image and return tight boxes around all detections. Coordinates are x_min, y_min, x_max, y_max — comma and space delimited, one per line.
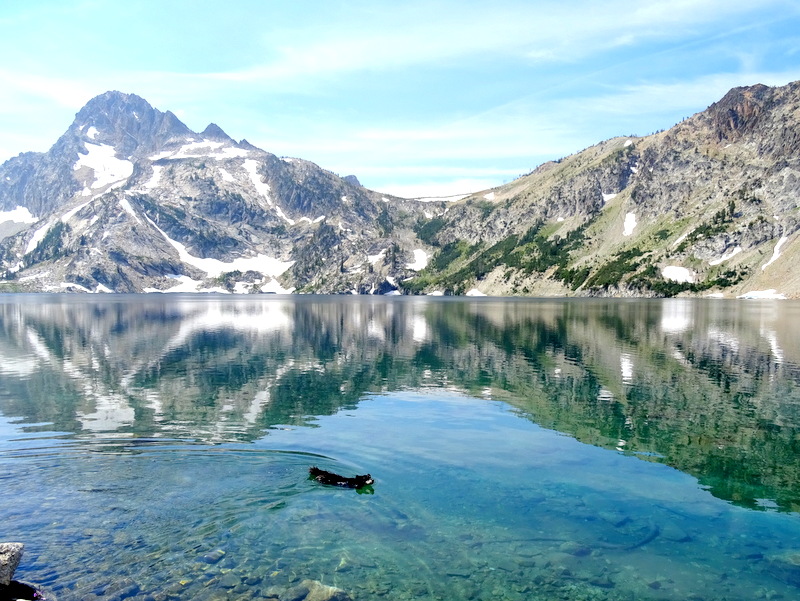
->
1, 295, 800, 601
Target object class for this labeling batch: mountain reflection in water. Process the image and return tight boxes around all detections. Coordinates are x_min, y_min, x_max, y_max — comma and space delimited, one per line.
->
1, 295, 798, 513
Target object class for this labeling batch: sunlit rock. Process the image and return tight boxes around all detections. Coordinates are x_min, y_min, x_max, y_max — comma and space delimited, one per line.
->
0, 543, 23, 586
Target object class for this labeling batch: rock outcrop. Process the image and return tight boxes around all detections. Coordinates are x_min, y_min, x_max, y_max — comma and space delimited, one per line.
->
0, 543, 23, 587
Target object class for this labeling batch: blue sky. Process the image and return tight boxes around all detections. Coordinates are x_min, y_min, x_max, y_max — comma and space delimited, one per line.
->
1, 1, 799, 197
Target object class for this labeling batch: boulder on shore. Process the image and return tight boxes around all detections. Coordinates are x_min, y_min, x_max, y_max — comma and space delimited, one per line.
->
0, 543, 23, 587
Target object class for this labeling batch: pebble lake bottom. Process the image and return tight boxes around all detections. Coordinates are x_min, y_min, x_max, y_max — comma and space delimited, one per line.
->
1, 295, 800, 600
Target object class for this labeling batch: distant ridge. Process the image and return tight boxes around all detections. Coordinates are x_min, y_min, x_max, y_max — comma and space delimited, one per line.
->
0, 81, 799, 298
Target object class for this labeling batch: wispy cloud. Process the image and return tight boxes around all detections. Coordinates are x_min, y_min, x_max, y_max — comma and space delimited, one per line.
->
0, 0, 798, 194
180, 1, 798, 88
0, 69, 95, 109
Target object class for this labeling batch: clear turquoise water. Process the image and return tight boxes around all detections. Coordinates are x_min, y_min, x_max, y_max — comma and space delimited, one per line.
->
1, 295, 800, 600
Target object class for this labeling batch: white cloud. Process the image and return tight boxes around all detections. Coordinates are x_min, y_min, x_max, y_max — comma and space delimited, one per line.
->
1, 0, 798, 194
123, 1, 797, 95
0, 68, 94, 110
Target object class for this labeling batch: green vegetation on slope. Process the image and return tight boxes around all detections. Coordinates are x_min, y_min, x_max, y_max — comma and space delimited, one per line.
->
403, 219, 594, 295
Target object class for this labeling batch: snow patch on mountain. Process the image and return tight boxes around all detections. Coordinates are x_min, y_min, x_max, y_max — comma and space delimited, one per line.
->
260, 277, 294, 294
672, 231, 689, 247
73, 143, 134, 191
55, 281, 112, 294
242, 159, 297, 225
298, 215, 325, 224
709, 246, 742, 266
148, 275, 230, 294
147, 215, 294, 279
218, 167, 235, 182
150, 140, 250, 161
406, 249, 428, 271
145, 275, 224, 294
61, 200, 94, 223
662, 266, 695, 283
762, 236, 788, 270
242, 159, 272, 199
119, 197, 141, 223
0, 206, 37, 224
25, 221, 55, 254
737, 289, 786, 299
142, 165, 163, 190
623, 212, 637, 236
413, 193, 470, 203
368, 249, 387, 265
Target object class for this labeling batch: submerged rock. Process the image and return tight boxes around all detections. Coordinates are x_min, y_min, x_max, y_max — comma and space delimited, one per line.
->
277, 579, 351, 601
660, 523, 692, 543
766, 550, 800, 587
0, 543, 24, 587
200, 549, 225, 564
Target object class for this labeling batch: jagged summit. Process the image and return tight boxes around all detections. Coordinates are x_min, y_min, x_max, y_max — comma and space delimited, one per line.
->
201, 123, 233, 142
0, 89, 425, 294
75, 91, 154, 121
70, 91, 193, 158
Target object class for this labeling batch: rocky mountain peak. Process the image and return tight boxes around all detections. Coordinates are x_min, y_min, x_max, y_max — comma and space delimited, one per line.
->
71, 91, 193, 157
201, 123, 233, 142
705, 83, 772, 142
76, 90, 154, 121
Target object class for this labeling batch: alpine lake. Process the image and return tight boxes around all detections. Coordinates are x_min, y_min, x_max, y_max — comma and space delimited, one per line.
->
1, 295, 800, 601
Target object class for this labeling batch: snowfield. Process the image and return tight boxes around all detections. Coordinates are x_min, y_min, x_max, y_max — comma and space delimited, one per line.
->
146, 216, 294, 279
0, 206, 37, 224
73, 143, 133, 191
